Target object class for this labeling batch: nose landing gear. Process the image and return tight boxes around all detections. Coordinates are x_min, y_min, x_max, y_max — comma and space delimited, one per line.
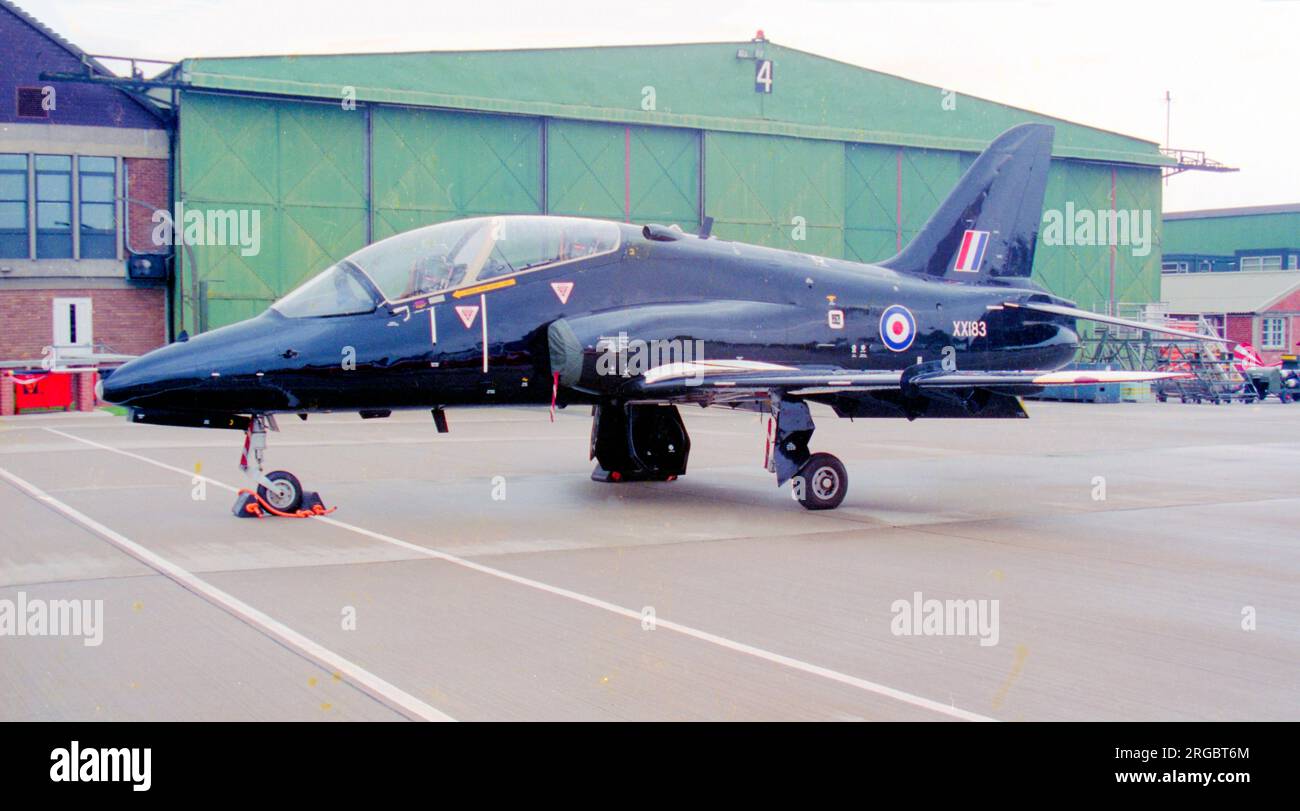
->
258, 470, 305, 513
231, 415, 333, 518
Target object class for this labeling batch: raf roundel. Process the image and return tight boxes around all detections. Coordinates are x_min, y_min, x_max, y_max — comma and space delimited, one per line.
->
879, 304, 916, 352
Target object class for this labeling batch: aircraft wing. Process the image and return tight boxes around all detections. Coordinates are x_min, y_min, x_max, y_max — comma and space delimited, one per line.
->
634, 362, 903, 397
633, 363, 1190, 399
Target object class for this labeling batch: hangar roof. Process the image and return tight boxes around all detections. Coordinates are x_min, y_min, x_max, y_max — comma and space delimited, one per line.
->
1162, 271, 1300, 314
1163, 203, 1300, 256
177, 40, 1168, 167
1166, 203, 1300, 220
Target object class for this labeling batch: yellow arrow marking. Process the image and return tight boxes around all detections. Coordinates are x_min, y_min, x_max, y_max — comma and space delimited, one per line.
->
452, 278, 516, 298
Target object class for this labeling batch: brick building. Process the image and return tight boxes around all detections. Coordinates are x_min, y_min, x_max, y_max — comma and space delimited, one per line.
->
0, 0, 170, 370
1162, 272, 1300, 365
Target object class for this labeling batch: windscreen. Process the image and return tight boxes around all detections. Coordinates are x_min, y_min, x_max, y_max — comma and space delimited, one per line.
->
271, 262, 378, 318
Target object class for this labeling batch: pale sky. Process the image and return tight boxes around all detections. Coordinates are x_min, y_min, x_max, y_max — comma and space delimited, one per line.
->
20, 0, 1300, 212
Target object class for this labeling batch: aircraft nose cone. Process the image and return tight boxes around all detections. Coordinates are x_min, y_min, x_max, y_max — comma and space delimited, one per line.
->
100, 311, 294, 412
100, 328, 230, 408
98, 355, 157, 406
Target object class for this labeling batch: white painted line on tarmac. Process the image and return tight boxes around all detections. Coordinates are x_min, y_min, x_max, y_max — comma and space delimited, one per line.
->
44, 426, 994, 722
0, 457, 454, 723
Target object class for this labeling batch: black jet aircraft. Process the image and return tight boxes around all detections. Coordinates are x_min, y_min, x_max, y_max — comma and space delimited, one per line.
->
102, 123, 1220, 514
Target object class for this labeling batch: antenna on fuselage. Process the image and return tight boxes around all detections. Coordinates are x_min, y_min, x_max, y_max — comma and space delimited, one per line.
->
698, 216, 714, 239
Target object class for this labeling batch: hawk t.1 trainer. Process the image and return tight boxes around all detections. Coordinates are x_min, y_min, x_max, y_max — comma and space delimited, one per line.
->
102, 123, 1217, 512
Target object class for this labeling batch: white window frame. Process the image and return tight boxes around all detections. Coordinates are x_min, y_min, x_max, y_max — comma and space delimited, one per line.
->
1161, 261, 1188, 274
1240, 255, 1283, 273
1260, 316, 1286, 350
77, 155, 121, 260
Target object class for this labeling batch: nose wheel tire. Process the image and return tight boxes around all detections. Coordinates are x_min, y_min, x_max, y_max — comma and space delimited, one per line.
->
794, 453, 847, 511
258, 470, 304, 513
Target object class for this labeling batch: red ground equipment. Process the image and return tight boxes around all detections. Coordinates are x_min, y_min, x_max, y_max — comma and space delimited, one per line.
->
12, 371, 74, 412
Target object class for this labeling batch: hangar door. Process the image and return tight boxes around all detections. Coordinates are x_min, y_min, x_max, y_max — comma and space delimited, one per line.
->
371, 108, 543, 240
842, 142, 1160, 313
1033, 161, 1161, 314
178, 92, 369, 331
703, 132, 844, 258
844, 144, 969, 265
545, 120, 700, 232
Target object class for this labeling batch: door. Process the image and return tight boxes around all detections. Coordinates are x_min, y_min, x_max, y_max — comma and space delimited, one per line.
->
52, 297, 93, 356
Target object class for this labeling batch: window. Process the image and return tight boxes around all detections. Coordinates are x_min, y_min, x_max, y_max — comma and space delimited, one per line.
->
272, 262, 377, 318
1261, 317, 1286, 350
78, 156, 116, 259
0, 154, 27, 257
1240, 255, 1283, 272
489, 217, 619, 276
35, 155, 72, 258
1290, 254, 1299, 270
1161, 261, 1188, 274
346, 217, 494, 302
346, 216, 621, 303
1, 154, 119, 260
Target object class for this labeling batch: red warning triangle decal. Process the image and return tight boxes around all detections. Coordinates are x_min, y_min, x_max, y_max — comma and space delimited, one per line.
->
550, 281, 574, 305
455, 305, 480, 328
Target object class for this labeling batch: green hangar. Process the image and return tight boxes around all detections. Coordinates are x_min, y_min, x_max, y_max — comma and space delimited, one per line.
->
161, 36, 1168, 333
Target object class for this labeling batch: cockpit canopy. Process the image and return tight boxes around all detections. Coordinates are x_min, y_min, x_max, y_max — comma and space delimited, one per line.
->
272, 215, 621, 318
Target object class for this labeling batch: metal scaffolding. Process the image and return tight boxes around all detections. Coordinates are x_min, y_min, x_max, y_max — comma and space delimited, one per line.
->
1080, 303, 1255, 403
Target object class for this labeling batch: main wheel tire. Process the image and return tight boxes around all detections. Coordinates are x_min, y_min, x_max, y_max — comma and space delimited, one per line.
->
258, 470, 303, 513
795, 453, 848, 511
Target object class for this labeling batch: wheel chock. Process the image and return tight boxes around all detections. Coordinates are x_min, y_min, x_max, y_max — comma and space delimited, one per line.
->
230, 487, 335, 519
232, 491, 262, 518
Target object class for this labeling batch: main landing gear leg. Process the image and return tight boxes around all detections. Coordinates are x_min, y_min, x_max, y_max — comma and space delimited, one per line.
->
589, 402, 690, 483
231, 414, 329, 518
769, 395, 848, 511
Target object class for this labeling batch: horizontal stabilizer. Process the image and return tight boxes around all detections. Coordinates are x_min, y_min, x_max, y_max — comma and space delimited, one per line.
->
1005, 301, 1231, 344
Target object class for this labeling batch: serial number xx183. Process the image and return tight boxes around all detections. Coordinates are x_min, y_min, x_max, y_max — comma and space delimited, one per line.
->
953, 320, 988, 338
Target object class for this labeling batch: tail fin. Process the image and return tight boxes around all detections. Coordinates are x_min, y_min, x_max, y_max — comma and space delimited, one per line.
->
879, 123, 1053, 282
